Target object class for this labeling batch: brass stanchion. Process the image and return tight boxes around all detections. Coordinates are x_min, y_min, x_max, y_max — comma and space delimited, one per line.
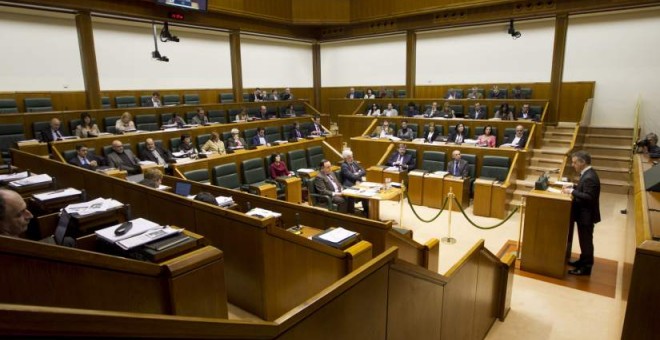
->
513, 197, 526, 259
399, 181, 405, 228
441, 188, 457, 244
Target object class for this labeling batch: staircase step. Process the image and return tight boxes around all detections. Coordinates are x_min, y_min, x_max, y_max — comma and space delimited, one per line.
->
591, 155, 631, 168
533, 147, 570, 155
556, 122, 578, 129
584, 134, 633, 146
583, 144, 633, 157
544, 131, 574, 139
530, 157, 563, 167
600, 178, 631, 194
586, 126, 634, 137
593, 166, 631, 182
543, 138, 572, 147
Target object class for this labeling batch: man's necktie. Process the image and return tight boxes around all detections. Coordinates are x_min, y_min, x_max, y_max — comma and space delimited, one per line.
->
82, 158, 88, 165
454, 162, 458, 176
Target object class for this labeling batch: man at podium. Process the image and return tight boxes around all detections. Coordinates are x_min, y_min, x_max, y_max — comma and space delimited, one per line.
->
562, 150, 601, 276
447, 150, 469, 178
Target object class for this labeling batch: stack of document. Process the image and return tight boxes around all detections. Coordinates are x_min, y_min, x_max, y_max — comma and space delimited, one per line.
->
33, 188, 82, 201
64, 197, 123, 216
138, 160, 156, 166
246, 208, 282, 219
95, 218, 181, 250
215, 196, 234, 207
0, 171, 29, 184
8, 174, 53, 188
297, 168, 315, 174
312, 227, 359, 249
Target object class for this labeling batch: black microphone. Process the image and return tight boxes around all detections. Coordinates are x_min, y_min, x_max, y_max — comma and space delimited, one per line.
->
295, 212, 301, 230
246, 201, 252, 212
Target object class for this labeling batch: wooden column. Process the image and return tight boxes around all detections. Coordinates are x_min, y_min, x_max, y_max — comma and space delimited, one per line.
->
75, 11, 101, 110
405, 30, 416, 99
229, 30, 244, 103
312, 42, 321, 109
548, 14, 568, 125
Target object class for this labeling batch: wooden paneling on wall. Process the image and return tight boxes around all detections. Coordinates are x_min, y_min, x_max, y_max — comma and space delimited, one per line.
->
291, 0, 350, 25
209, 0, 292, 23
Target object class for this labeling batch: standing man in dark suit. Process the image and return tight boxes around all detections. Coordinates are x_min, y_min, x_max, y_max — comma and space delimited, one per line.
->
314, 159, 352, 213
68, 144, 102, 170
40, 118, 66, 143
446, 150, 469, 178
386, 144, 414, 171
140, 138, 174, 166
562, 150, 601, 276
340, 150, 369, 217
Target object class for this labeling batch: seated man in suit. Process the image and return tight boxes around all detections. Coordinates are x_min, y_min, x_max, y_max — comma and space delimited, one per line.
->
150, 91, 162, 107
40, 118, 67, 142
466, 86, 483, 99
404, 102, 419, 117
340, 150, 369, 217
489, 85, 506, 99
288, 122, 305, 140
309, 116, 325, 136
281, 87, 294, 100
68, 144, 102, 170
314, 159, 352, 213
255, 105, 272, 120
107, 140, 141, 175
447, 150, 469, 178
469, 102, 487, 120
501, 125, 528, 149
190, 107, 209, 125
0, 189, 34, 237
226, 128, 246, 150
346, 87, 357, 99
397, 120, 414, 141
386, 144, 415, 171
424, 102, 440, 117
140, 138, 174, 167
371, 120, 394, 139
518, 104, 537, 121
251, 127, 270, 147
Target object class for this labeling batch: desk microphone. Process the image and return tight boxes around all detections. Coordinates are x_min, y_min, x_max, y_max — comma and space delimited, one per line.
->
246, 201, 252, 212
295, 213, 301, 230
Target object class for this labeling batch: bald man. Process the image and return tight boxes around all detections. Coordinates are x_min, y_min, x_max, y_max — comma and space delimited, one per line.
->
40, 117, 66, 143
0, 189, 33, 237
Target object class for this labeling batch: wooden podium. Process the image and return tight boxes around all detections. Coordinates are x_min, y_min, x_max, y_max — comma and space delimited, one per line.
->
276, 176, 302, 203
521, 190, 572, 278
443, 176, 469, 212
407, 171, 424, 205
473, 178, 496, 216
423, 172, 447, 209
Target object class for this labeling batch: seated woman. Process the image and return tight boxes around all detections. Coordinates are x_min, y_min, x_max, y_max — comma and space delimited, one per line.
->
167, 112, 186, 127
284, 104, 296, 117
477, 125, 496, 148
115, 112, 136, 133
425, 122, 441, 143
366, 103, 381, 116
201, 131, 226, 155
441, 102, 455, 118
226, 128, 246, 149
179, 134, 197, 155
269, 153, 292, 179
237, 108, 250, 122
75, 112, 100, 138
364, 88, 376, 99
494, 103, 515, 120
448, 123, 467, 144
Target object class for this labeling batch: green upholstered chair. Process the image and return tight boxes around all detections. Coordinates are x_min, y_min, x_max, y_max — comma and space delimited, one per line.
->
184, 94, 200, 105
208, 110, 227, 123
135, 114, 158, 131
243, 128, 258, 147
306, 146, 324, 170
24, 97, 53, 112
219, 93, 234, 103
0, 99, 18, 113
287, 149, 309, 172
212, 163, 241, 190
140, 95, 152, 107
397, 89, 406, 98
265, 126, 281, 144
308, 177, 338, 211
103, 116, 120, 134
196, 134, 211, 148
241, 157, 274, 193
163, 95, 180, 106
0, 124, 25, 163
480, 156, 510, 182
184, 169, 210, 184
101, 96, 111, 109
420, 151, 446, 173
520, 88, 533, 99
115, 96, 137, 108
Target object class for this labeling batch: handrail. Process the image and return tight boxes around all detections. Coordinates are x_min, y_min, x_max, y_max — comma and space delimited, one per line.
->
539, 101, 550, 123
376, 143, 396, 166
503, 152, 519, 185
350, 99, 367, 116
362, 118, 379, 136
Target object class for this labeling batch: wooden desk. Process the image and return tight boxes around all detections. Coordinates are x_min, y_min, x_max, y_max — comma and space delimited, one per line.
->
15, 140, 49, 157
423, 172, 447, 209
473, 178, 496, 217
366, 165, 384, 183
276, 176, 302, 203
383, 168, 407, 185
249, 182, 277, 199
100, 169, 128, 180
443, 176, 470, 212
407, 170, 424, 205
342, 185, 402, 220
521, 189, 572, 278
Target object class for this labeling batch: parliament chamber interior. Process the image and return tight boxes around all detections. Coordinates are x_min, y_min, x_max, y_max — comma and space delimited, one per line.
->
0, 0, 659, 339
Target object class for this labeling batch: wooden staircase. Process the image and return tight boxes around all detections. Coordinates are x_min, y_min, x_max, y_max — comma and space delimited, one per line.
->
581, 126, 634, 194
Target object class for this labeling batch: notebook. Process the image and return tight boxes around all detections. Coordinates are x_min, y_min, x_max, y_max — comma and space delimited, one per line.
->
174, 182, 192, 197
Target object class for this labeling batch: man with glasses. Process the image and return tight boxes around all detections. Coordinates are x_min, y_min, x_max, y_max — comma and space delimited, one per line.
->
501, 125, 528, 149
107, 140, 141, 174
447, 150, 469, 178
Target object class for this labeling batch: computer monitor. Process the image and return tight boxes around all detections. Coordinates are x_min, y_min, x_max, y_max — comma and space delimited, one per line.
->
174, 181, 192, 197
54, 210, 73, 246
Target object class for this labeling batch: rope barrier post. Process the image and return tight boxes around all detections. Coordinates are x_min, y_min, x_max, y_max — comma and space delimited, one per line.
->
399, 181, 405, 229
513, 196, 526, 259
441, 188, 457, 244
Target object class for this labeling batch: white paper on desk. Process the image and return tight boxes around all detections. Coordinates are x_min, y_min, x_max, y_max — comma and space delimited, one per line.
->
60, 136, 78, 140
116, 226, 181, 250
546, 187, 562, 194
388, 136, 402, 142
162, 127, 178, 132
246, 208, 281, 218
554, 180, 573, 187
297, 168, 315, 174
429, 171, 449, 178
411, 138, 425, 144
95, 218, 161, 244
216, 196, 234, 207
342, 188, 360, 195
33, 188, 82, 201
360, 182, 382, 188
157, 185, 170, 191
174, 157, 193, 164
65, 197, 122, 216
139, 160, 156, 165
9, 174, 52, 187
172, 151, 186, 157
0, 171, 29, 182
274, 140, 288, 144
384, 166, 399, 172
317, 227, 356, 244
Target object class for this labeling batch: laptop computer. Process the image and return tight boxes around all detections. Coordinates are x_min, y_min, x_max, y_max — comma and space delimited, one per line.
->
174, 182, 192, 197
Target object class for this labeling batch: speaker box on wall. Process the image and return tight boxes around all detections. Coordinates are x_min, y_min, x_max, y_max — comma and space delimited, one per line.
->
644, 164, 660, 192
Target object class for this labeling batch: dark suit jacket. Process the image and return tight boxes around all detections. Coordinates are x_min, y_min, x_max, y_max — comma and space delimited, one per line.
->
288, 128, 304, 139
68, 155, 103, 170
506, 133, 528, 149
140, 146, 174, 164
423, 130, 440, 143
310, 123, 324, 135
448, 131, 467, 144
226, 137, 247, 149
386, 152, 414, 170
40, 128, 65, 143
340, 161, 365, 187
571, 168, 601, 225
447, 159, 469, 178
251, 134, 268, 146
313, 172, 347, 210
107, 149, 141, 174
469, 110, 487, 120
